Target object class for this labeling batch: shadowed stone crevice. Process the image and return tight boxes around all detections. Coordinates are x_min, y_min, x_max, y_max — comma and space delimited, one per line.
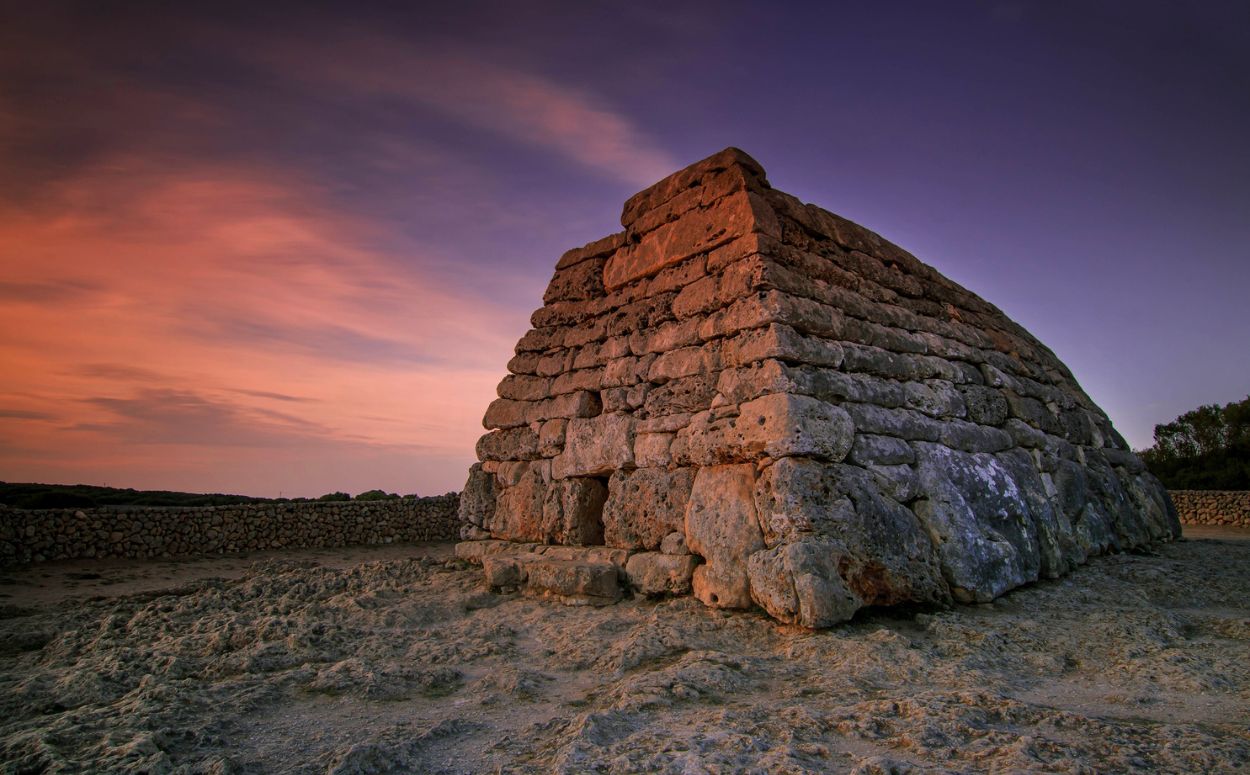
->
457, 147, 1180, 626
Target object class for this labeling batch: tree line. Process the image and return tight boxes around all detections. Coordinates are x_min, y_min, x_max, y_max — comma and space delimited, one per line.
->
1139, 395, 1250, 490
0, 483, 419, 510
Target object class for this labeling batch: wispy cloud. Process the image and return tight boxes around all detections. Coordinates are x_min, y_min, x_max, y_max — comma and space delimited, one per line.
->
77, 388, 329, 447
231, 388, 315, 403
0, 280, 100, 303
0, 156, 513, 495
257, 36, 678, 187
0, 409, 54, 421
0, 11, 676, 496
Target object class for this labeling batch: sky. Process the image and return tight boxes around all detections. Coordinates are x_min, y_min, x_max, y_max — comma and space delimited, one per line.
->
1, 0, 1247, 498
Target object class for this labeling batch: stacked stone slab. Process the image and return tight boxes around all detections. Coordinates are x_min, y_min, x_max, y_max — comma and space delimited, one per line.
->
458, 148, 1180, 626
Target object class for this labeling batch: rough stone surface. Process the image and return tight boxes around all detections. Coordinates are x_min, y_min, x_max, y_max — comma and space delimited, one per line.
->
624, 552, 699, 596
602, 467, 695, 550
685, 464, 764, 609
1171, 490, 1250, 527
540, 478, 607, 546
551, 413, 634, 479
459, 147, 1180, 627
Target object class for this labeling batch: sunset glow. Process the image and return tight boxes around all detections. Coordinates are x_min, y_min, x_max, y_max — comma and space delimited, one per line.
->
2, 2, 1247, 496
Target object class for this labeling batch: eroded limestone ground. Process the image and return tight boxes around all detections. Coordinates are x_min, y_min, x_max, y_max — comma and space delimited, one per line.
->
0, 529, 1247, 774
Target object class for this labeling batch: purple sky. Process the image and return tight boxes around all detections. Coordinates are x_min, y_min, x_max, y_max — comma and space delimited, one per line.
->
1, 1, 1247, 497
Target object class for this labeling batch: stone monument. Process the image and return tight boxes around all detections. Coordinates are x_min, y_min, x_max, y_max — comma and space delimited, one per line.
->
455, 148, 1179, 627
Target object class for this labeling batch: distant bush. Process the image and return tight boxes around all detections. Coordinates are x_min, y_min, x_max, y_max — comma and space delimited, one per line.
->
1139, 395, 1250, 490
16, 491, 97, 509
0, 482, 268, 509
355, 489, 399, 501
0, 482, 427, 509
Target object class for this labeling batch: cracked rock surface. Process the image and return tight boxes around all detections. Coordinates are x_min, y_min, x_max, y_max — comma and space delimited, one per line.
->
0, 531, 1246, 773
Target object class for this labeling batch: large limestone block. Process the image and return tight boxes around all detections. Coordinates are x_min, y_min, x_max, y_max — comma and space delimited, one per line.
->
476, 426, 540, 462
672, 393, 854, 465
490, 466, 546, 543
543, 254, 606, 304
551, 413, 635, 479
754, 458, 948, 608
720, 324, 844, 369
620, 147, 766, 228
747, 541, 861, 628
606, 189, 780, 290
684, 464, 764, 609
624, 552, 698, 596
911, 443, 1049, 602
602, 467, 695, 550
459, 463, 496, 528
732, 392, 855, 461
524, 558, 622, 605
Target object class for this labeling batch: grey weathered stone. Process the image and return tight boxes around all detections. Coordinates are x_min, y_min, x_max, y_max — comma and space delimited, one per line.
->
848, 434, 915, 467
753, 458, 947, 607
911, 442, 1045, 602
960, 384, 1009, 426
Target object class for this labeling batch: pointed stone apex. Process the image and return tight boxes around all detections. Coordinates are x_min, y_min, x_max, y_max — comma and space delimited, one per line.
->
603, 148, 778, 291
620, 147, 770, 230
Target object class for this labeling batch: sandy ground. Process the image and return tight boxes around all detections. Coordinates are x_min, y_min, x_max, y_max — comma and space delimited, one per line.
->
0, 528, 1247, 774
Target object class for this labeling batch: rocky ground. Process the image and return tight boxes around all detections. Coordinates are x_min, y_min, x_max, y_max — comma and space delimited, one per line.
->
0, 529, 1247, 774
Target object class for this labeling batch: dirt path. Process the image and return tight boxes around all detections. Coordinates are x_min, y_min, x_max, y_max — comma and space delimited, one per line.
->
1, 530, 1247, 773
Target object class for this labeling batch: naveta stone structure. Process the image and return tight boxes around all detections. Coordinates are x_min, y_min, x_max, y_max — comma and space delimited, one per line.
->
456, 148, 1180, 626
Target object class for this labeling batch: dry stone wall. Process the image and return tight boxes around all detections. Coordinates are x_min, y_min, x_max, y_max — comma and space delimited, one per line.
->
0, 495, 460, 566
458, 147, 1180, 627
1170, 490, 1250, 527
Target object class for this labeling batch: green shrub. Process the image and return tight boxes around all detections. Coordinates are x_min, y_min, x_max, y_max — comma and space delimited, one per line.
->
1140, 395, 1250, 490
354, 489, 399, 501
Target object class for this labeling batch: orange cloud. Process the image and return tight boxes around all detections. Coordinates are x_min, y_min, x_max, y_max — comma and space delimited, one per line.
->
0, 157, 528, 496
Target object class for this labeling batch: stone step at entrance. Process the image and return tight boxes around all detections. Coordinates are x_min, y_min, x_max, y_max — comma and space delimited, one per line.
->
455, 539, 701, 604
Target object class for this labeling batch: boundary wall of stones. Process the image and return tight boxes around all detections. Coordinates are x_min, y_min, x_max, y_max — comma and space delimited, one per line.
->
0, 494, 461, 566
1170, 490, 1250, 527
